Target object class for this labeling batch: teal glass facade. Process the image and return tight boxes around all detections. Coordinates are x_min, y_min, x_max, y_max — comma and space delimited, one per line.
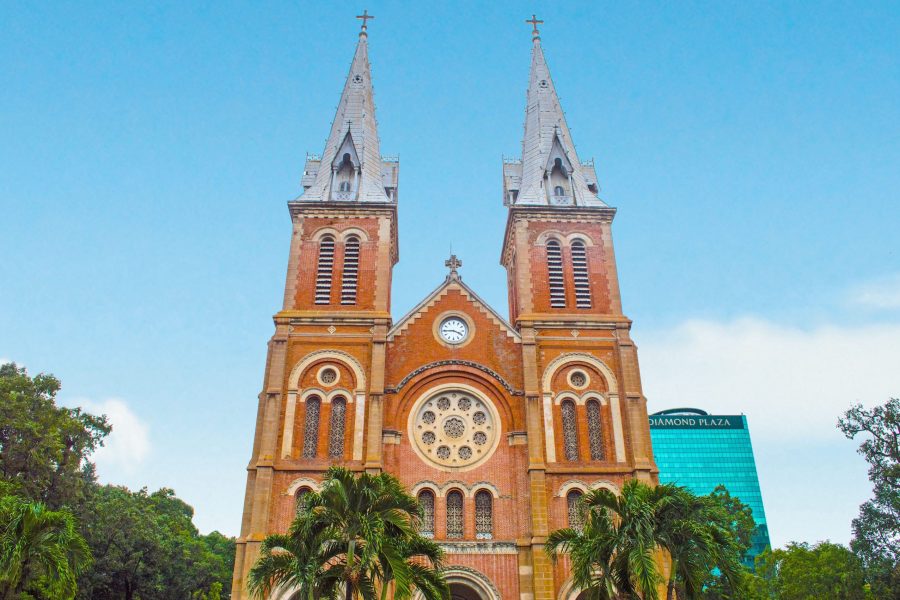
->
649, 409, 771, 566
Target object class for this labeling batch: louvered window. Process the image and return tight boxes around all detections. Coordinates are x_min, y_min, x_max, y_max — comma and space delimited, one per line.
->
547, 239, 566, 308
561, 400, 579, 461
314, 236, 335, 305
328, 397, 346, 458
587, 400, 605, 460
446, 490, 464, 539
571, 240, 591, 308
418, 490, 435, 537
567, 490, 584, 530
475, 491, 493, 539
302, 397, 321, 458
341, 236, 360, 305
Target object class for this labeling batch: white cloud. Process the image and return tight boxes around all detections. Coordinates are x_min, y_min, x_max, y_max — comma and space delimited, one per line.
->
638, 317, 900, 547
848, 273, 900, 310
77, 398, 150, 475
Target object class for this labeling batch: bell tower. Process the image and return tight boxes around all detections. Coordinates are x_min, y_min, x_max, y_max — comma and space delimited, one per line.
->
501, 19, 658, 600
231, 16, 398, 599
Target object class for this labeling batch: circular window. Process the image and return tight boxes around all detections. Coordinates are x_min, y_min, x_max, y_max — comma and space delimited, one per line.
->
409, 388, 500, 470
317, 366, 341, 387
568, 369, 589, 389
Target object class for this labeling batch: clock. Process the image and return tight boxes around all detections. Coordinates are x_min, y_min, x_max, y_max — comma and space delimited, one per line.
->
439, 317, 468, 344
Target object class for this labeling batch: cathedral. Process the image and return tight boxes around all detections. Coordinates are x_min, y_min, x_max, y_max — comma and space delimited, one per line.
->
232, 15, 658, 600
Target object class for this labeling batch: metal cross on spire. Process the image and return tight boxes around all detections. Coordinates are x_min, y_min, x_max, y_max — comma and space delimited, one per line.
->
445, 254, 463, 278
526, 14, 543, 38
356, 9, 374, 32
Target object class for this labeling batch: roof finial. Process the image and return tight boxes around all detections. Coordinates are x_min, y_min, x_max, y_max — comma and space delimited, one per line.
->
444, 254, 463, 279
356, 9, 374, 37
526, 14, 543, 40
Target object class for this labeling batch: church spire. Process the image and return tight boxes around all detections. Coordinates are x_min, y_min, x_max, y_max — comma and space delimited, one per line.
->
503, 18, 604, 207
297, 13, 397, 204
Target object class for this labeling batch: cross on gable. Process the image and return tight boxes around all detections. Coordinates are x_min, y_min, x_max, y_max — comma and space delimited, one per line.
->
445, 254, 463, 275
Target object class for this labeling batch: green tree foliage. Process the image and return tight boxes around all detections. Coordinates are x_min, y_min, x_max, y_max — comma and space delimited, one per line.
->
749, 542, 868, 600
0, 494, 92, 600
248, 466, 449, 600
0, 363, 110, 510
75, 486, 233, 600
839, 398, 900, 597
699, 486, 759, 599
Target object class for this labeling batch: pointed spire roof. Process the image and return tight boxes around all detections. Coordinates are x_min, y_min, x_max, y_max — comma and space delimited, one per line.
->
510, 22, 605, 207
298, 24, 393, 203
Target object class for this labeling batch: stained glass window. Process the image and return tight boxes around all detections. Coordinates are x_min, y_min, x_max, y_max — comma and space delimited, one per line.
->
314, 236, 335, 305
587, 400, 604, 460
329, 397, 346, 458
567, 490, 584, 530
302, 397, 321, 458
475, 490, 492, 539
446, 490, 464, 539
418, 490, 435, 537
561, 400, 579, 461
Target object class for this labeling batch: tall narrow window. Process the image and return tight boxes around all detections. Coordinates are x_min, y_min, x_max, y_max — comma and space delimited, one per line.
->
571, 240, 592, 308
302, 397, 321, 458
567, 490, 584, 530
315, 236, 335, 305
295, 487, 312, 513
547, 239, 566, 308
446, 490, 464, 539
475, 490, 493, 539
587, 400, 604, 460
561, 400, 579, 461
328, 397, 346, 458
418, 490, 435, 538
341, 236, 360, 305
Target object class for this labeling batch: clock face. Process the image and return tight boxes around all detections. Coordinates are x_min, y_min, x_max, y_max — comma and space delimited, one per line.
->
439, 317, 468, 343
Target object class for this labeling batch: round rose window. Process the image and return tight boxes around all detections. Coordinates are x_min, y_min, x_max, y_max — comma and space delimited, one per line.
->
409, 389, 499, 470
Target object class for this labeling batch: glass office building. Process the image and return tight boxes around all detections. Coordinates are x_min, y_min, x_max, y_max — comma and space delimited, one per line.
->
649, 408, 771, 566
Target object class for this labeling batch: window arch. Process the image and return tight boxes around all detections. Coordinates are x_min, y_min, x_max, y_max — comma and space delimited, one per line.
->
328, 397, 346, 458
446, 490, 464, 539
546, 239, 566, 308
561, 399, 579, 461
302, 396, 321, 458
571, 240, 591, 308
567, 490, 584, 530
418, 490, 435, 537
314, 236, 335, 305
295, 487, 312, 512
341, 236, 360, 305
587, 399, 604, 460
554, 185, 565, 197
475, 490, 493, 539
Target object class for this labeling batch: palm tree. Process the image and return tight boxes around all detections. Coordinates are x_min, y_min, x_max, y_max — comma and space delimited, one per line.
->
547, 479, 662, 600
248, 467, 449, 600
0, 495, 92, 600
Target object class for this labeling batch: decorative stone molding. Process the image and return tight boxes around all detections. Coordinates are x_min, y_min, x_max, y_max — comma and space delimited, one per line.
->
387, 360, 524, 396
440, 542, 518, 555
541, 352, 618, 394
288, 349, 366, 393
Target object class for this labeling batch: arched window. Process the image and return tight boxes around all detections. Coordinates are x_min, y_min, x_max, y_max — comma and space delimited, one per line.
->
341, 236, 360, 305
561, 400, 579, 461
546, 239, 566, 308
302, 396, 321, 458
295, 487, 312, 512
446, 490, 464, 539
554, 185, 565, 197
418, 490, 435, 537
571, 240, 592, 308
475, 490, 493, 539
328, 397, 346, 458
567, 490, 584, 530
587, 400, 604, 460
339, 181, 351, 192
314, 236, 335, 305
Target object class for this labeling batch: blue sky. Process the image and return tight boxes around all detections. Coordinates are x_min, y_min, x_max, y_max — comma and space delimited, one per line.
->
2, 2, 899, 547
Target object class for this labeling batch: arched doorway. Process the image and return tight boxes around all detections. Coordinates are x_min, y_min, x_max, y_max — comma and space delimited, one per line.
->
450, 582, 484, 600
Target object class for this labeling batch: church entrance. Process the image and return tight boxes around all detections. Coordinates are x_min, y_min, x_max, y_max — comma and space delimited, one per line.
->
450, 582, 484, 600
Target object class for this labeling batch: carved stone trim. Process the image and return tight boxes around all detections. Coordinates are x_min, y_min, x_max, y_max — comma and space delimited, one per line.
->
440, 542, 518, 555
386, 360, 524, 396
